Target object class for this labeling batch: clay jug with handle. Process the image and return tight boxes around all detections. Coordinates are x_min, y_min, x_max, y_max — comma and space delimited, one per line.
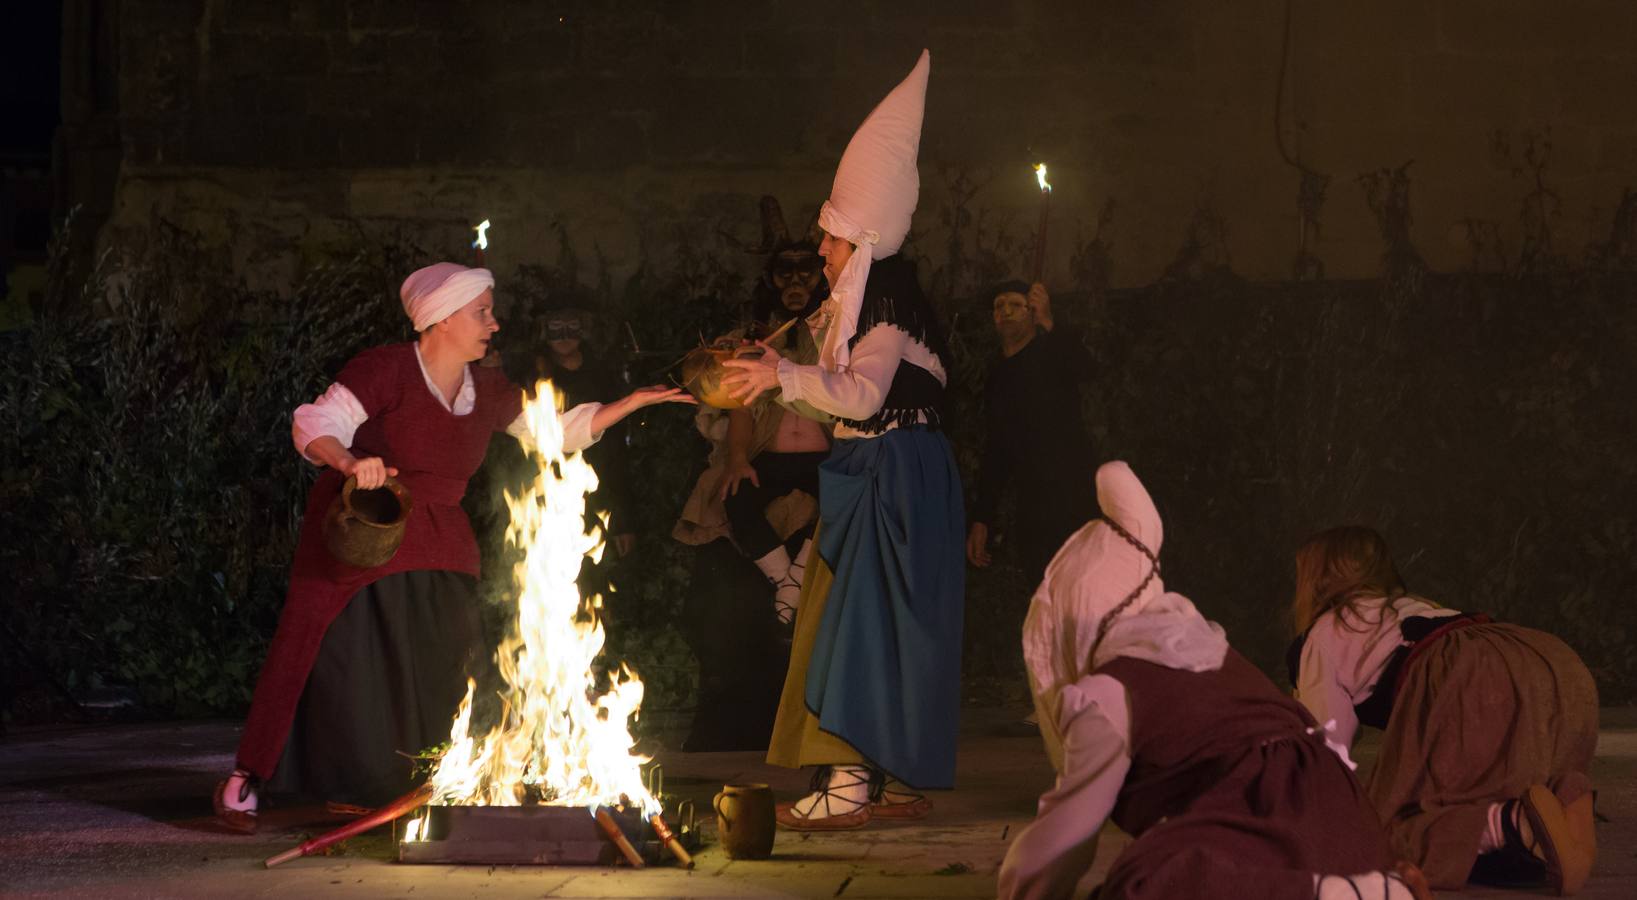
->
323, 476, 413, 568
712, 783, 775, 859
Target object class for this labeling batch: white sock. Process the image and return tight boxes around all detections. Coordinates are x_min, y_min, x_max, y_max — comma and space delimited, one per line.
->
222, 769, 258, 813
756, 546, 801, 624
1313, 872, 1415, 900
789, 538, 812, 585
1478, 800, 1509, 853
752, 546, 792, 584
789, 765, 869, 820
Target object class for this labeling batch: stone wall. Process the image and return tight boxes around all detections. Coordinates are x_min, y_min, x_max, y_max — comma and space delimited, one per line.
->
80, 0, 1637, 289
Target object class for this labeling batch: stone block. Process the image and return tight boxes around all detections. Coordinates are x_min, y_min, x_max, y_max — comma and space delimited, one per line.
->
1295, 49, 1412, 128
502, 114, 578, 168
1551, 56, 1637, 127
122, 0, 206, 32
1406, 52, 1552, 127
209, 32, 330, 80
217, 3, 294, 33
1437, 0, 1637, 58
574, 113, 651, 170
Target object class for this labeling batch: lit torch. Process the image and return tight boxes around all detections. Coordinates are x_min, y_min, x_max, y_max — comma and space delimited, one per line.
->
1030, 163, 1051, 284
473, 218, 492, 268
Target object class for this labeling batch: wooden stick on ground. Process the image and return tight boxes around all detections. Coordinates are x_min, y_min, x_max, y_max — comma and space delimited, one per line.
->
647, 812, 694, 868
593, 806, 646, 868
264, 783, 436, 869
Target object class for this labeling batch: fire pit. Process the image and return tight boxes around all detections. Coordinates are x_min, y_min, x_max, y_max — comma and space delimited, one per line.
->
398, 801, 697, 866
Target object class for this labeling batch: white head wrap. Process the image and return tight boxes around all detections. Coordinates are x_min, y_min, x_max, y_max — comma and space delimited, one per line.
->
816, 49, 929, 370
1022, 461, 1230, 766
400, 262, 495, 332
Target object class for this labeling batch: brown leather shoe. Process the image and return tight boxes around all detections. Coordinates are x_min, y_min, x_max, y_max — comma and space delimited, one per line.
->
774, 800, 871, 831
1521, 783, 1594, 895
212, 779, 257, 835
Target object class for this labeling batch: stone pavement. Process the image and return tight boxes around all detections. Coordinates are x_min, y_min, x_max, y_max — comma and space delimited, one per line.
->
1, 709, 1633, 899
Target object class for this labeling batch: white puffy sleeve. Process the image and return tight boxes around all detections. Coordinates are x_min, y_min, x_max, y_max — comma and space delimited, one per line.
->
775, 324, 907, 421
291, 382, 369, 465
505, 401, 605, 455
998, 675, 1132, 900
1296, 618, 1366, 756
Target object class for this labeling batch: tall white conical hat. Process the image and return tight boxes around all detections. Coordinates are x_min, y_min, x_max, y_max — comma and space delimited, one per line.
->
816, 49, 929, 370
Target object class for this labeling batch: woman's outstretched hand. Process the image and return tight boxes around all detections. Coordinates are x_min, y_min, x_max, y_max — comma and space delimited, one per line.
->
719, 341, 781, 403
626, 384, 697, 408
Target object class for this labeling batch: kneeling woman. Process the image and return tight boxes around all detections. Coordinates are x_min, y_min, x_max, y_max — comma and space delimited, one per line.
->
1000, 463, 1428, 900
213, 262, 691, 831
1288, 526, 1598, 894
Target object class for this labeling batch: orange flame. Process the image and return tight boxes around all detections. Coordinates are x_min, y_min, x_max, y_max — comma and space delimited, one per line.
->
408, 382, 656, 833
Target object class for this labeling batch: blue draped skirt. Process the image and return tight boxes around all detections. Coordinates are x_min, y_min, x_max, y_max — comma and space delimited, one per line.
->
802, 427, 965, 789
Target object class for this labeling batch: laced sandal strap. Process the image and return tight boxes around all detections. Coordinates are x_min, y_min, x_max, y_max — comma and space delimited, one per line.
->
792, 766, 869, 818
1500, 799, 1541, 858
866, 769, 925, 806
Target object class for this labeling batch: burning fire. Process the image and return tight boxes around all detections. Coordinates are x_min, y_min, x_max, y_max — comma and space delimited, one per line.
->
472, 218, 492, 251
1034, 162, 1051, 193
406, 382, 657, 837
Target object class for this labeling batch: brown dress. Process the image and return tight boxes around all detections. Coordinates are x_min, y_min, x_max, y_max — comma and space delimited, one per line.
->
1097, 651, 1393, 899
1365, 622, 1599, 888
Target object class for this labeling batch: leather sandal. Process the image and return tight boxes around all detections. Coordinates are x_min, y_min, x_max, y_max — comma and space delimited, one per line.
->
775, 766, 872, 831
868, 769, 932, 819
212, 776, 258, 835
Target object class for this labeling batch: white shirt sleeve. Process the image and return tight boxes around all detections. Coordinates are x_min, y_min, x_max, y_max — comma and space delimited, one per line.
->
291, 382, 368, 465
775, 324, 908, 421
1296, 598, 1461, 758
999, 675, 1132, 900
1296, 631, 1365, 759
506, 401, 606, 455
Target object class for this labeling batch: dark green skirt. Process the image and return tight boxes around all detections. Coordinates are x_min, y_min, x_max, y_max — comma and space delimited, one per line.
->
266, 570, 483, 807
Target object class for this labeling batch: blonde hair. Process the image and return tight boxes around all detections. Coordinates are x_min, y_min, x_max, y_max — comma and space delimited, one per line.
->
1291, 526, 1414, 634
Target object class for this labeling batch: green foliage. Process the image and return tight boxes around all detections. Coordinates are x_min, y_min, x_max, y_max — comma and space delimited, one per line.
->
2, 224, 414, 716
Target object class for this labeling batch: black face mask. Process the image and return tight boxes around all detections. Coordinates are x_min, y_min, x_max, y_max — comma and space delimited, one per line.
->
770, 255, 823, 283
545, 318, 583, 341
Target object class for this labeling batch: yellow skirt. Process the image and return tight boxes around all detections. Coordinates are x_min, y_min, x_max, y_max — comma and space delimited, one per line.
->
766, 522, 863, 768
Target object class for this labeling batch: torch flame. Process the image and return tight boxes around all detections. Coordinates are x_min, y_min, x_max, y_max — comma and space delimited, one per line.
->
413, 382, 657, 824
1035, 163, 1051, 193
472, 219, 492, 251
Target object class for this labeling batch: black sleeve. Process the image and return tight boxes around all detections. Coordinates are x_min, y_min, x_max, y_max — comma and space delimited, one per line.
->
1043, 325, 1096, 385
588, 365, 635, 533
970, 371, 1010, 527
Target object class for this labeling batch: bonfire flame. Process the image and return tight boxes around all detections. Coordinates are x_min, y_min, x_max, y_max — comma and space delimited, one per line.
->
1035, 162, 1051, 193
412, 382, 657, 825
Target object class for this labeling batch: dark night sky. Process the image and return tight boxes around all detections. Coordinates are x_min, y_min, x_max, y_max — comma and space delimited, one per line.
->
0, 3, 61, 162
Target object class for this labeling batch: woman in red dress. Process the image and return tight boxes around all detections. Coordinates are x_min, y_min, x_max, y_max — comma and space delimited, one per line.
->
213, 262, 691, 831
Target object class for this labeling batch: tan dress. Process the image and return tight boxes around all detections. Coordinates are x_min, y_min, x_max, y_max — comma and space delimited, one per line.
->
1366, 622, 1598, 887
